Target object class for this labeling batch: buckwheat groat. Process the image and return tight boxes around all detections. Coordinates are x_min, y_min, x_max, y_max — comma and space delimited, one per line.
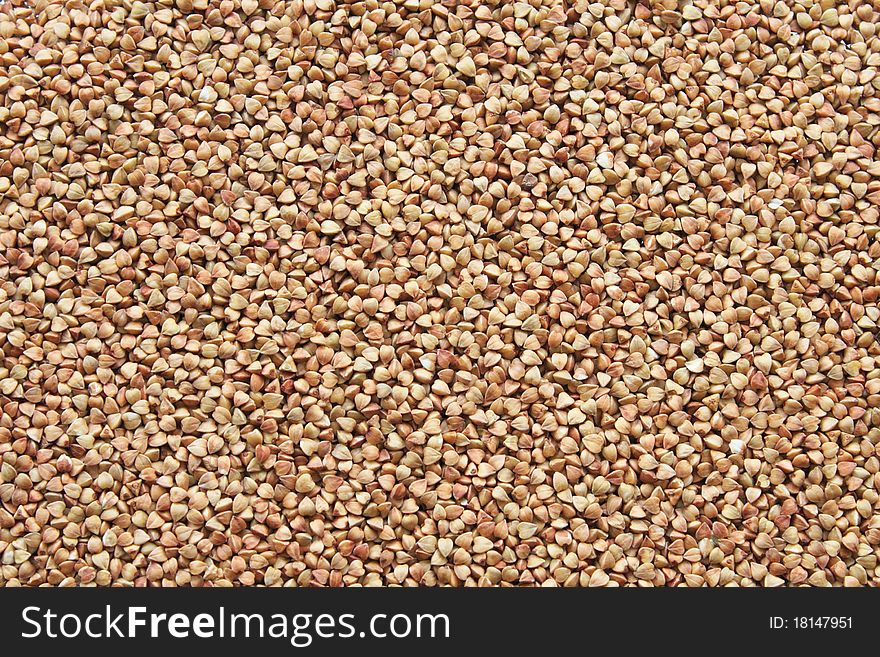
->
1, 0, 879, 587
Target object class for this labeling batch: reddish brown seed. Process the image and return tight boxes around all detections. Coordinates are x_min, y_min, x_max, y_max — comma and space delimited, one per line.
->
0, 0, 879, 588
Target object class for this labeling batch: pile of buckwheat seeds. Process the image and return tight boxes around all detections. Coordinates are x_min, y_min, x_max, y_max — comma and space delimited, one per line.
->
1, 0, 879, 587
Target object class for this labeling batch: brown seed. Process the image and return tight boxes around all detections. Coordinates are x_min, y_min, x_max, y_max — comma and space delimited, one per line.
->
0, 0, 878, 590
